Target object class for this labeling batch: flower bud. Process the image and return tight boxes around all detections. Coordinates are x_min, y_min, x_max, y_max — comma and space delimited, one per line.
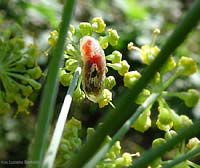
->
152, 138, 166, 148
131, 110, 151, 132
158, 107, 172, 125
105, 76, 116, 90
177, 56, 197, 76
79, 22, 92, 36
107, 29, 119, 46
164, 130, 177, 140
65, 58, 78, 72
48, 30, 58, 47
73, 87, 85, 102
91, 17, 106, 33
187, 137, 200, 149
97, 89, 112, 108
183, 89, 200, 107
135, 89, 150, 104
123, 71, 141, 88
59, 70, 73, 86
106, 50, 122, 63
140, 45, 160, 65
161, 56, 176, 73
99, 36, 109, 49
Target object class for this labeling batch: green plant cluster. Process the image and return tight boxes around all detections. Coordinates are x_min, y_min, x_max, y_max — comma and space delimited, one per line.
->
47, 17, 129, 108
127, 30, 200, 167
0, 22, 42, 115
47, 17, 200, 167
55, 117, 136, 168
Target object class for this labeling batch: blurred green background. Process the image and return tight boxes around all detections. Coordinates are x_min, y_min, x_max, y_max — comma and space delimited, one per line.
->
0, 0, 200, 167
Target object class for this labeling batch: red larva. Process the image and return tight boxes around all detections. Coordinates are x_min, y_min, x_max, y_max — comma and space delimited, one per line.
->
80, 36, 106, 102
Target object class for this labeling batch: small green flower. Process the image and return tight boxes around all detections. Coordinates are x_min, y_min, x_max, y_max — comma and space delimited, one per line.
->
187, 137, 200, 149
177, 56, 197, 76
91, 17, 106, 33
161, 56, 176, 73
106, 50, 122, 63
79, 22, 92, 36
152, 138, 166, 148
123, 71, 141, 88
131, 110, 151, 132
107, 60, 130, 76
140, 45, 160, 65
64, 58, 78, 72
164, 130, 177, 140
48, 30, 58, 47
97, 89, 112, 108
59, 70, 73, 86
183, 89, 200, 107
107, 29, 120, 46
105, 76, 116, 90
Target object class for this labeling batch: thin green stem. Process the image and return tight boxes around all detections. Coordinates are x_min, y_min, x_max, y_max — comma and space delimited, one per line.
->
28, 1, 76, 168
131, 119, 200, 168
162, 146, 200, 168
84, 93, 159, 168
42, 66, 81, 168
69, 0, 200, 167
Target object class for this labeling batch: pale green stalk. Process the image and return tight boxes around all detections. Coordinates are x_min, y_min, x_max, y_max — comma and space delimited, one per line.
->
43, 67, 81, 168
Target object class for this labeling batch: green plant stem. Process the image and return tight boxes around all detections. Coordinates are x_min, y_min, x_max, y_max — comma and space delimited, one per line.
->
187, 160, 200, 168
28, 1, 76, 168
42, 66, 81, 168
69, 0, 200, 167
84, 93, 159, 168
162, 146, 200, 168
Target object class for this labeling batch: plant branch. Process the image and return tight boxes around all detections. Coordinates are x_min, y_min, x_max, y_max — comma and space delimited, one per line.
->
162, 146, 200, 168
28, 1, 76, 168
42, 66, 81, 168
84, 93, 159, 168
69, 0, 200, 167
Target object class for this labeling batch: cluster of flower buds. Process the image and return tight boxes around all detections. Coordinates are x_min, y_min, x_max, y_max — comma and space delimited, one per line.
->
55, 117, 137, 167
48, 17, 128, 108
0, 27, 42, 115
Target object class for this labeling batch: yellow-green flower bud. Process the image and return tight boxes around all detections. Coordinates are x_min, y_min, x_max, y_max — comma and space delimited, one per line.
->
152, 138, 166, 148
73, 87, 85, 102
180, 115, 193, 128
105, 76, 116, 90
161, 56, 176, 73
59, 70, 73, 86
118, 60, 130, 76
187, 137, 200, 149
99, 36, 109, 49
158, 107, 172, 125
115, 153, 132, 166
106, 50, 122, 63
97, 89, 112, 108
124, 71, 141, 88
66, 44, 76, 56
27, 66, 42, 79
91, 17, 106, 33
164, 130, 177, 140
135, 89, 150, 104
48, 30, 58, 47
140, 45, 160, 65
107, 29, 119, 46
131, 110, 151, 132
65, 59, 78, 72
183, 89, 200, 107
79, 22, 92, 36
107, 60, 130, 76
177, 56, 197, 76
69, 24, 75, 35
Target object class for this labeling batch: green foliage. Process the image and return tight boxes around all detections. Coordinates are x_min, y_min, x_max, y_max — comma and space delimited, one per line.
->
0, 21, 42, 115
55, 117, 135, 168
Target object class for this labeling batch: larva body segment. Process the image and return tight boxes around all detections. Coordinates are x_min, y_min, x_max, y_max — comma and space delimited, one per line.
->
80, 36, 106, 102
